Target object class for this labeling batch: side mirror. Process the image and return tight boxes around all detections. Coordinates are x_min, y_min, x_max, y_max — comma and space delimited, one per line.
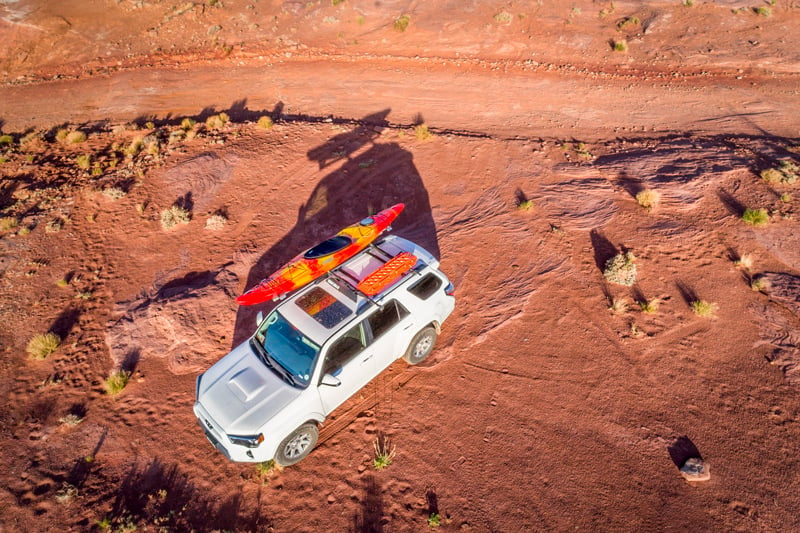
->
256, 311, 264, 327
320, 373, 341, 387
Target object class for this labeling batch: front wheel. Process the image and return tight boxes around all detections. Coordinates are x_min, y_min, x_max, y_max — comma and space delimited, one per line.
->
275, 423, 319, 467
403, 326, 437, 365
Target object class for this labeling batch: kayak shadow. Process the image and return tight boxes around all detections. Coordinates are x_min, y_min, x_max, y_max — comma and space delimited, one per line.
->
231, 109, 438, 346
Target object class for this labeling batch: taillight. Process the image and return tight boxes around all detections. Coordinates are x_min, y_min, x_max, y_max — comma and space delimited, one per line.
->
444, 282, 455, 296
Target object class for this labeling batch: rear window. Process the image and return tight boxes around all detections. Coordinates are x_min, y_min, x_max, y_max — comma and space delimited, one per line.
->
407, 273, 442, 300
296, 287, 352, 328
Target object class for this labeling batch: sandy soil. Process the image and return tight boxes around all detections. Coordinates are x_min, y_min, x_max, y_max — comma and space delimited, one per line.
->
2, 1, 800, 531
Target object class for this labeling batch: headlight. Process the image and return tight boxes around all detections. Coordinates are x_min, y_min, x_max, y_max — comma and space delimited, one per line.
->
228, 433, 264, 448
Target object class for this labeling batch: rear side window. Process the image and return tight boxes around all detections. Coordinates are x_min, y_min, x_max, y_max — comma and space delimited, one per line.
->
368, 300, 409, 339
408, 273, 442, 300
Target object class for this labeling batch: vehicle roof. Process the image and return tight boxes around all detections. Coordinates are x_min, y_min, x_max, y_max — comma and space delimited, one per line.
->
277, 235, 438, 346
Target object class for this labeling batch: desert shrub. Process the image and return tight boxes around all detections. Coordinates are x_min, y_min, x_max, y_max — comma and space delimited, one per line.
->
494, 11, 513, 23
56, 277, 70, 288
516, 198, 533, 211
608, 297, 628, 314
161, 205, 191, 229
617, 16, 640, 30
125, 136, 144, 157
181, 117, 196, 131
612, 39, 628, 52
393, 14, 410, 32
46, 219, 63, 233
428, 513, 441, 527
690, 300, 718, 318
760, 168, 783, 183
373, 434, 396, 470
205, 112, 230, 130
635, 189, 660, 210
59, 413, 84, 426
27, 332, 61, 359
0, 134, 13, 145
55, 129, 69, 142
638, 298, 659, 314
780, 193, 792, 203
414, 124, 432, 141
0, 216, 18, 231
103, 187, 127, 200
750, 276, 770, 292
55, 483, 78, 504
65, 130, 87, 144
755, 6, 771, 16
104, 370, 131, 395
741, 208, 769, 226
734, 252, 753, 270
603, 251, 637, 286
205, 213, 227, 230
76, 154, 91, 170
257, 116, 274, 129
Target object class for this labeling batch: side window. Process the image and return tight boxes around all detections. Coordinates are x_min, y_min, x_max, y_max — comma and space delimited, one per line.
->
408, 273, 442, 300
368, 300, 410, 340
323, 323, 365, 376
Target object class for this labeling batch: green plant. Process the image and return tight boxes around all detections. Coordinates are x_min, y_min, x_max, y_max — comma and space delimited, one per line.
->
613, 39, 628, 52
104, 369, 131, 395
76, 154, 91, 170
414, 124, 431, 141
56, 277, 70, 288
181, 117, 196, 131
638, 298, 659, 314
46, 219, 63, 233
125, 136, 144, 157
96, 517, 111, 530
373, 434, 396, 470
682, 0, 694, 6
516, 199, 533, 211
27, 332, 61, 359
161, 205, 192, 229
750, 276, 770, 292
255, 459, 281, 482
394, 14, 410, 32
781, 193, 792, 202
0, 216, 18, 231
754, 6, 771, 16
690, 299, 718, 318
617, 16, 640, 30
205, 213, 227, 230
635, 189, 660, 210
741, 207, 769, 226
603, 251, 637, 286
0, 134, 13, 145
428, 513, 441, 528
65, 130, 87, 144
257, 116, 274, 129
760, 168, 783, 183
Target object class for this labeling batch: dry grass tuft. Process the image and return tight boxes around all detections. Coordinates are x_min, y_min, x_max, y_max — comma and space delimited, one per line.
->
104, 370, 131, 395
635, 189, 660, 210
608, 297, 628, 314
205, 112, 230, 130
76, 154, 91, 170
373, 433, 396, 470
65, 130, 87, 144
638, 298, 660, 314
734, 253, 754, 271
741, 208, 769, 227
691, 300, 718, 318
0, 216, 19, 231
612, 39, 628, 52
414, 124, 432, 141
257, 116, 274, 129
103, 187, 127, 200
393, 14, 410, 32
205, 213, 227, 230
27, 333, 61, 359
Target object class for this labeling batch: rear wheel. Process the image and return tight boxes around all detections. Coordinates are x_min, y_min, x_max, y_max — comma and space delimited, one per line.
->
403, 326, 437, 365
275, 423, 319, 466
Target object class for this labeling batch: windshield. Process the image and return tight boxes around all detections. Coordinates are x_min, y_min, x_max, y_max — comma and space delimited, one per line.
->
253, 311, 320, 386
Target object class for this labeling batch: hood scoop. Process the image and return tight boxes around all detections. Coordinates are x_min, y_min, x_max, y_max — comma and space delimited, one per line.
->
226, 368, 267, 403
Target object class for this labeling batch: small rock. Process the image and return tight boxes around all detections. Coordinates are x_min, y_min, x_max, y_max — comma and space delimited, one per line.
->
327, 494, 336, 504
680, 457, 710, 482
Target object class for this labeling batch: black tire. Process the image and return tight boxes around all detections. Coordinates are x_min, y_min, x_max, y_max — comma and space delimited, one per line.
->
275, 423, 319, 466
403, 326, 438, 365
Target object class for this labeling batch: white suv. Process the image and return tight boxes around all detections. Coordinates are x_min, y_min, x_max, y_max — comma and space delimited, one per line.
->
194, 234, 455, 465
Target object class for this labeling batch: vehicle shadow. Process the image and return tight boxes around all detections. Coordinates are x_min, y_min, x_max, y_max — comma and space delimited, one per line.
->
231, 109, 438, 346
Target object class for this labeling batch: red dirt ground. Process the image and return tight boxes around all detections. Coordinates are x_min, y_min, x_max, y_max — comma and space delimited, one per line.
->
2, 1, 800, 531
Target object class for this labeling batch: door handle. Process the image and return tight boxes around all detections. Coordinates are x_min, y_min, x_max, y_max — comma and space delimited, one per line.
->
361, 354, 374, 363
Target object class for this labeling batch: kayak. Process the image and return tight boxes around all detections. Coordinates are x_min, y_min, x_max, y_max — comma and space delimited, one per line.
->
236, 204, 405, 305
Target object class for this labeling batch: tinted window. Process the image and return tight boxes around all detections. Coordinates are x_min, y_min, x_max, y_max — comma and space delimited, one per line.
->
408, 273, 442, 300
323, 323, 365, 375
368, 300, 409, 339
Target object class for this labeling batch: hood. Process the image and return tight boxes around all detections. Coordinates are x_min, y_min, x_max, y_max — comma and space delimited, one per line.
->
196, 341, 302, 435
